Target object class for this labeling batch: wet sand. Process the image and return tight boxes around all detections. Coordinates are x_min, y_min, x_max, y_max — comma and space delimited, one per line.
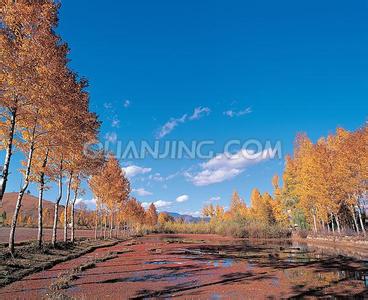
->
0, 234, 367, 299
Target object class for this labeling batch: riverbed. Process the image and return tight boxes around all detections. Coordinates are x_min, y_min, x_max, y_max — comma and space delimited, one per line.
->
0, 234, 367, 299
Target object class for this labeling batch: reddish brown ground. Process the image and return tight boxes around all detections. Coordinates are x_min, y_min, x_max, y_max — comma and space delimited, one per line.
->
0, 234, 367, 299
0, 227, 94, 244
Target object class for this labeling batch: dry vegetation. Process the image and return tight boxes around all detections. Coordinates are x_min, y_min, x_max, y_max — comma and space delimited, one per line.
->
0, 239, 120, 288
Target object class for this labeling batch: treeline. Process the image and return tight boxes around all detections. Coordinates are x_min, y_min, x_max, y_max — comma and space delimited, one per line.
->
158, 126, 368, 239
1, 1, 163, 253
89, 155, 160, 238
1, 1, 104, 254
281, 127, 367, 235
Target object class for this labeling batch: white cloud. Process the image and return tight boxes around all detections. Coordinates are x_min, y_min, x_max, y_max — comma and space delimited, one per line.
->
75, 198, 97, 208
189, 106, 211, 120
148, 172, 164, 182
185, 168, 242, 186
209, 196, 221, 201
141, 200, 172, 210
156, 106, 211, 139
111, 117, 120, 128
123, 100, 131, 108
122, 165, 152, 178
156, 114, 187, 139
176, 194, 189, 203
191, 211, 201, 217
104, 102, 113, 109
224, 107, 252, 118
132, 188, 153, 196
104, 132, 117, 143
185, 148, 271, 186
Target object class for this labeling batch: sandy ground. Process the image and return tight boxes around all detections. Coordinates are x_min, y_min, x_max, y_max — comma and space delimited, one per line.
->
0, 227, 94, 244
0, 234, 367, 299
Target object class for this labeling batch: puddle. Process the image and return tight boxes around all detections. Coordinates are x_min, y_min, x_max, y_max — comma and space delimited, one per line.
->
144, 260, 183, 265
206, 258, 234, 268
101, 271, 189, 283
271, 277, 280, 287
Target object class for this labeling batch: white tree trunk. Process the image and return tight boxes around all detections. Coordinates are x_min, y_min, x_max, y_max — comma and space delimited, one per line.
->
0, 108, 17, 209
71, 188, 78, 243
9, 131, 35, 254
350, 205, 360, 234
52, 160, 63, 247
357, 205, 366, 236
37, 150, 49, 248
64, 172, 73, 242
312, 213, 317, 234
94, 210, 98, 240
335, 213, 341, 234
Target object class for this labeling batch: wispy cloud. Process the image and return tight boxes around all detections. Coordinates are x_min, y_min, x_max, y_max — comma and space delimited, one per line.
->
111, 116, 120, 128
104, 102, 113, 109
156, 114, 187, 139
185, 148, 271, 186
156, 106, 211, 138
185, 168, 242, 186
223, 107, 252, 118
176, 194, 189, 203
104, 132, 117, 143
122, 165, 152, 178
189, 106, 211, 120
209, 196, 221, 201
148, 172, 164, 182
132, 188, 153, 196
123, 100, 131, 108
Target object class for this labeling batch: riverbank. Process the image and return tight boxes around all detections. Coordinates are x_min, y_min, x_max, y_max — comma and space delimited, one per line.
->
293, 235, 368, 260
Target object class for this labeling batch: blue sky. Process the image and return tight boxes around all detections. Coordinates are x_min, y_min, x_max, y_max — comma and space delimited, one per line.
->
3, 0, 368, 216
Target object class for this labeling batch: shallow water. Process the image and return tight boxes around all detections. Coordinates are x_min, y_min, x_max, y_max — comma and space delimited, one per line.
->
169, 236, 368, 290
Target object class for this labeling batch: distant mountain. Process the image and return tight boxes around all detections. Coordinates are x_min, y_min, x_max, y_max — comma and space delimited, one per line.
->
1, 192, 62, 220
164, 212, 209, 223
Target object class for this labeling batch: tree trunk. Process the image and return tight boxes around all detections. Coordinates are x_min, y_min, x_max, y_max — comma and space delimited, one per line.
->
0, 108, 17, 209
116, 222, 120, 238
94, 210, 98, 240
71, 188, 78, 243
335, 213, 341, 234
330, 213, 335, 233
9, 131, 35, 255
350, 205, 360, 234
109, 213, 113, 238
100, 213, 103, 238
357, 205, 366, 236
103, 214, 107, 239
312, 213, 317, 234
37, 149, 49, 248
52, 160, 63, 247
64, 172, 73, 242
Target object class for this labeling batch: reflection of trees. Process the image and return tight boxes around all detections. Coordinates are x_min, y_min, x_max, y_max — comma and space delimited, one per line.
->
284, 268, 344, 287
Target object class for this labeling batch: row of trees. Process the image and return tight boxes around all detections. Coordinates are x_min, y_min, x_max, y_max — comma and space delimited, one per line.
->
89, 155, 160, 238
203, 125, 367, 237
202, 189, 281, 226
1, 0, 103, 254
281, 127, 367, 235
